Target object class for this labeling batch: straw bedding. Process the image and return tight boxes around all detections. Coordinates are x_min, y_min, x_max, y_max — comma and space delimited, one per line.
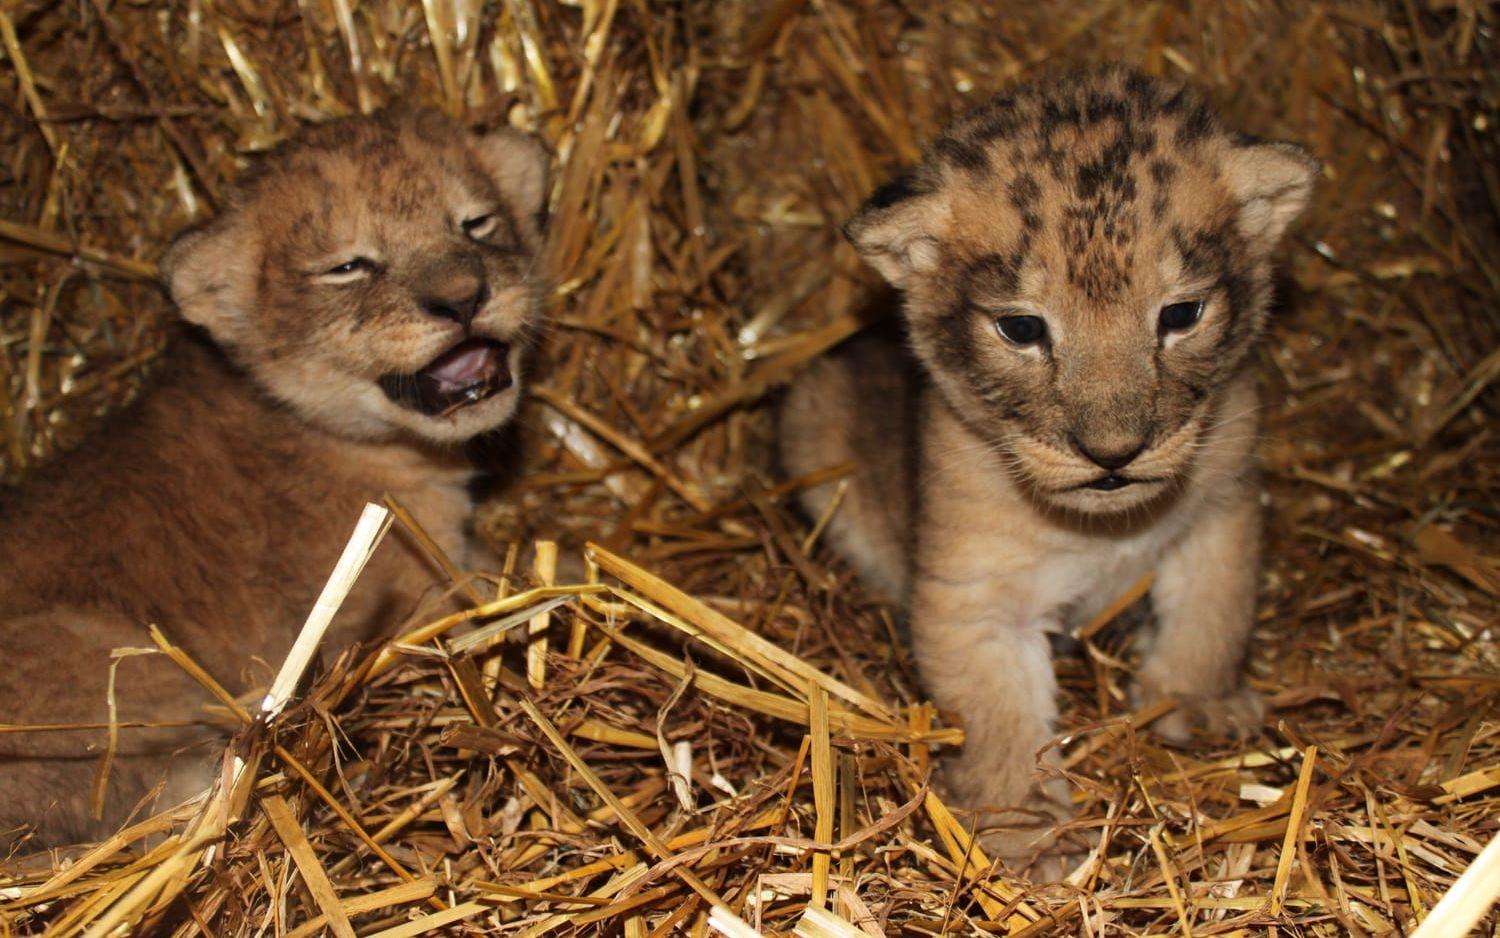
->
1, 0, 1497, 935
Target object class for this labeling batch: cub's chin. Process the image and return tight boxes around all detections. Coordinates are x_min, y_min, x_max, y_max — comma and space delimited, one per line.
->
1038, 476, 1175, 516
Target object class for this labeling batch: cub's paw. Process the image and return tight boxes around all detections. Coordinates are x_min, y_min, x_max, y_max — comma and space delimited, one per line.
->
1148, 686, 1266, 746
979, 824, 1098, 883
962, 780, 1096, 883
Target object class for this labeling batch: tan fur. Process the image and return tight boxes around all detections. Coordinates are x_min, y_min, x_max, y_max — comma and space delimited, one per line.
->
0, 109, 549, 850
780, 68, 1315, 873
778, 332, 916, 603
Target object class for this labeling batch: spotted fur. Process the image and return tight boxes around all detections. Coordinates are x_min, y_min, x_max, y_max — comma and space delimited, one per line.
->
784, 67, 1316, 874
841, 67, 1316, 499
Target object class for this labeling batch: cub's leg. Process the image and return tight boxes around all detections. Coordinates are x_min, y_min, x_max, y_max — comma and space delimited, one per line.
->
909, 575, 1074, 869
1137, 489, 1265, 743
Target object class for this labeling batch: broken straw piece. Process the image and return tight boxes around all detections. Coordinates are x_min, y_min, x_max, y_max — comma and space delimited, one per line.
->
261, 502, 393, 718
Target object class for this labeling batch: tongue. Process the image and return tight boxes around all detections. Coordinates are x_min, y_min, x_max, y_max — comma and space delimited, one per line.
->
424, 341, 498, 390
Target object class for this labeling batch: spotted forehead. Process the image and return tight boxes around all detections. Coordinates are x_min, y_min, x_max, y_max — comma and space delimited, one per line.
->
934, 69, 1237, 302
242, 120, 501, 254
275, 140, 493, 213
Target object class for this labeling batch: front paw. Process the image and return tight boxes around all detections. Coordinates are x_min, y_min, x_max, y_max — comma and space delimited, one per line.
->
949, 768, 1089, 881
976, 818, 1097, 883
1146, 685, 1265, 745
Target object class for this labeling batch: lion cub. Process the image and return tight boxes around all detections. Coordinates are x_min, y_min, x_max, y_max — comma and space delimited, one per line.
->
0, 110, 547, 848
781, 68, 1315, 869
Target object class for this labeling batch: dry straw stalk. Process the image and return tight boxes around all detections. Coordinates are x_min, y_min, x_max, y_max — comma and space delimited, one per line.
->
1, 0, 1497, 935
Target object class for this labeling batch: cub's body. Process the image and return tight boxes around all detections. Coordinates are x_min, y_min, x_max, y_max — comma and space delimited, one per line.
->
782, 68, 1314, 871
0, 338, 473, 843
0, 110, 548, 848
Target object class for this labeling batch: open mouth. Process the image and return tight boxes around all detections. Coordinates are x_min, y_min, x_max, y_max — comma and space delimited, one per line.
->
378, 337, 512, 417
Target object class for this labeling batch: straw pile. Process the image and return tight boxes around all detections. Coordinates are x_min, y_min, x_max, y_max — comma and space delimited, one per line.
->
2, 0, 1497, 935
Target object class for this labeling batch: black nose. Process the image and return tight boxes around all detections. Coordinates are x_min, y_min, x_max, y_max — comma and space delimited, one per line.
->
1069, 435, 1145, 471
421, 282, 485, 326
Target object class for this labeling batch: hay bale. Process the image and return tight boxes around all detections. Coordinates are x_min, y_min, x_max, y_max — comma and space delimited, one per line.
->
1, 0, 1497, 935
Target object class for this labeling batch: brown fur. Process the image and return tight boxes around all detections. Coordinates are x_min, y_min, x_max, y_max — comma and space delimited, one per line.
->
780, 68, 1315, 874
0, 109, 549, 850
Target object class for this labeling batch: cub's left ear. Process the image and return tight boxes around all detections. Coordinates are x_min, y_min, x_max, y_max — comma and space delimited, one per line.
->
1220, 140, 1320, 248
470, 127, 551, 249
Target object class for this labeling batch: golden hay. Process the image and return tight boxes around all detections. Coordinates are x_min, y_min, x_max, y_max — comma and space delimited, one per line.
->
2, 0, 1498, 935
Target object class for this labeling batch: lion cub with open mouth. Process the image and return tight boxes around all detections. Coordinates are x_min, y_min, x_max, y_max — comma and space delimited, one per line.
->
781, 68, 1315, 871
0, 109, 547, 848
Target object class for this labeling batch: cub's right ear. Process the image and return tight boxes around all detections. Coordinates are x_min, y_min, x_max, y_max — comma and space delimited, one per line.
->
843, 170, 946, 289
159, 218, 254, 343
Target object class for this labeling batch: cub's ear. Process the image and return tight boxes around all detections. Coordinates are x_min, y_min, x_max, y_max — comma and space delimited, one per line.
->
1220, 139, 1319, 248
843, 169, 946, 289
470, 127, 551, 249
159, 218, 255, 343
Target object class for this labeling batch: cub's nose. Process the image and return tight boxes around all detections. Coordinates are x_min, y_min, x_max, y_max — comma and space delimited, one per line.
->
421, 278, 486, 326
1068, 433, 1145, 471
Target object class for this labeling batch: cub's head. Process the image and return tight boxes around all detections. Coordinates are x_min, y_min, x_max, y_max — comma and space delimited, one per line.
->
847, 68, 1316, 514
162, 108, 549, 444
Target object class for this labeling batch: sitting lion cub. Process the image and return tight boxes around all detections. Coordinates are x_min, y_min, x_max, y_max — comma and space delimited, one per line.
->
0, 109, 548, 848
781, 68, 1315, 870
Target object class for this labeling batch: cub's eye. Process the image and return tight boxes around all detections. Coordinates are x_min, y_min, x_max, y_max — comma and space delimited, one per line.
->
323, 257, 377, 278
462, 213, 500, 239
1158, 300, 1204, 333
995, 314, 1048, 346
